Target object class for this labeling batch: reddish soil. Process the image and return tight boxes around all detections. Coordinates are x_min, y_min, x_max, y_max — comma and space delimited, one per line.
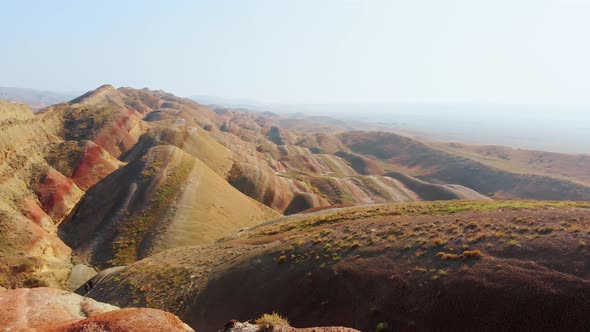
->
52, 308, 192, 332
22, 199, 51, 227
37, 168, 79, 221
93, 111, 139, 157
71, 143, 120, 190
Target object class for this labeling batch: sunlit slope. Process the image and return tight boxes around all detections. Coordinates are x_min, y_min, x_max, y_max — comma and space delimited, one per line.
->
123, 120, 234, 176
59, 145, 278, 267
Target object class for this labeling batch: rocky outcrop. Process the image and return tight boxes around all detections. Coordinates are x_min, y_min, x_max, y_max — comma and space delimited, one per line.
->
0, 287, 118, 330
0, 287, 193, 332
52, 308, 194, 332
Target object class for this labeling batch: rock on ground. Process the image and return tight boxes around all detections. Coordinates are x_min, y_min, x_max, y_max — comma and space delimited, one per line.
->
68, 263, 98, 290
218, 320, 360, 332
0, 287, 193, 332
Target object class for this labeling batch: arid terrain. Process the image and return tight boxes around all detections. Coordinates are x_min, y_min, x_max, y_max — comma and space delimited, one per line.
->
1, 85, 589, 331
82, 200, 590, 331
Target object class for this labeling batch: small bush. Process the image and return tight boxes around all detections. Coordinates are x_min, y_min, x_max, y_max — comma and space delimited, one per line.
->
507, 239, 519, 247
536, 227, 553, 234
415, 250, 427, 257
256, 312, 290, 329
376, 321, 391, 332
436, 252, 460, 260
461, 250, 484, 259
432, 237, 448, 246
437, 249, 483, 260
513, 217, 524, 223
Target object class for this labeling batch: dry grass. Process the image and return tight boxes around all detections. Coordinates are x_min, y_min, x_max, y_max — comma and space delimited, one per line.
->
252, 200, 590, 238
88, 199, 590, 332
255, 312, 290, 329
436, 249, 484, 260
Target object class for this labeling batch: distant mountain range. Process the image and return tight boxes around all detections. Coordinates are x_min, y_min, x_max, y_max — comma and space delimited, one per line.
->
0, 87, 79, 111
190, 97, 590, 154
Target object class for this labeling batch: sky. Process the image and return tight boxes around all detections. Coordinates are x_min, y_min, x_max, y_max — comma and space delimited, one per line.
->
2, 0, 590, 105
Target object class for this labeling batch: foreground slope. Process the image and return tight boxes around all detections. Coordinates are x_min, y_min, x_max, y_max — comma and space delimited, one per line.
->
85, 200, 590, 331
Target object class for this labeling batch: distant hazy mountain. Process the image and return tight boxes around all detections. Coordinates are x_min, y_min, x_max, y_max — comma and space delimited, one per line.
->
189, 95, 270, 109
189, 98, 590, 154
0, 87, 78, 111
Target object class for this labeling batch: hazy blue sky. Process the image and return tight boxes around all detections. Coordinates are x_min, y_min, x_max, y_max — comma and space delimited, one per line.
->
2, 0, 590, 104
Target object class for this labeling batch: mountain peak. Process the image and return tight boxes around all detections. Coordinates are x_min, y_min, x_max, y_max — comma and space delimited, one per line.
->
69, 84, 120, 105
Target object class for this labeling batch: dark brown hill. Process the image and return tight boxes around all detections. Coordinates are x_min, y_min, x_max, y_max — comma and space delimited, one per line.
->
83, 201, 590, 332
